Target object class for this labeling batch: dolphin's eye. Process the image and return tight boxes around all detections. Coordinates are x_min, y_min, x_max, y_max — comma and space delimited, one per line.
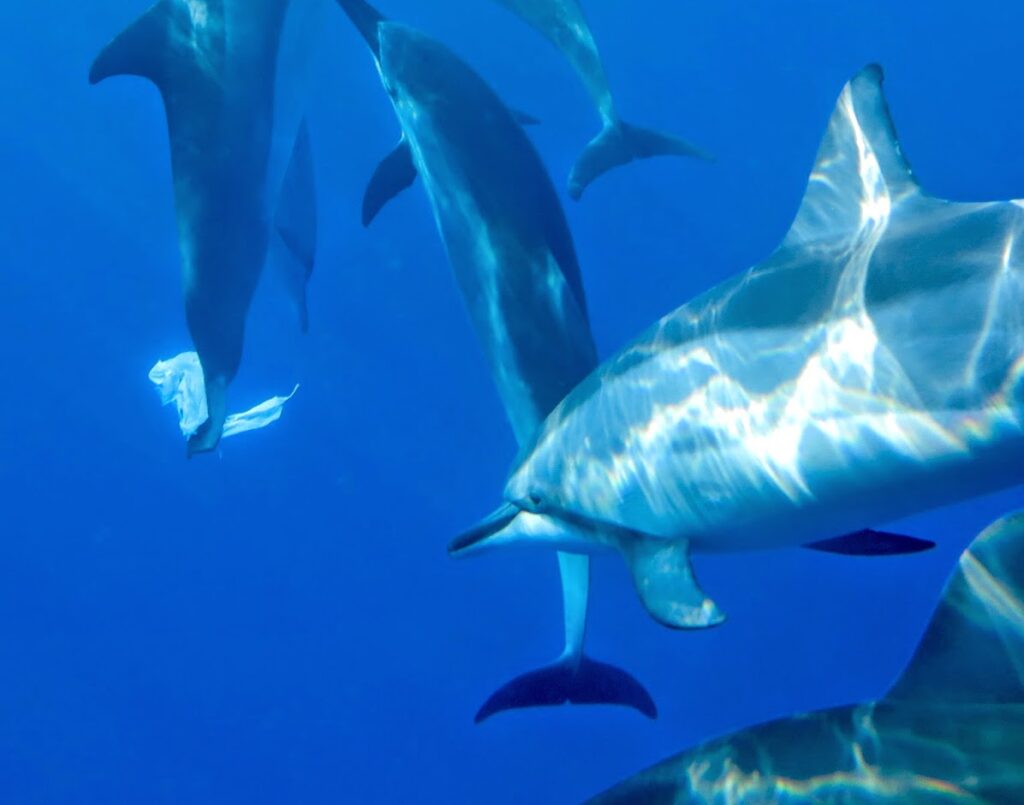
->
528, 492, 544, 508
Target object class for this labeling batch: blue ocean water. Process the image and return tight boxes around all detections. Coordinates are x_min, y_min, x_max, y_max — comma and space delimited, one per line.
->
2, 1, 1023, 802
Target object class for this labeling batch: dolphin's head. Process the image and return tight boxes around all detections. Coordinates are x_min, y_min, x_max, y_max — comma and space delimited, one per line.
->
377, 22, 463, 106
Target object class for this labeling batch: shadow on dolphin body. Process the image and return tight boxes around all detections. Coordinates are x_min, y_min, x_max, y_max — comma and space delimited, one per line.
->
90, 0, 320, 455
589, 511, 1024, 803
489, 0, 713, 199
451, 64, 1024, 631
336, 0, 656, 721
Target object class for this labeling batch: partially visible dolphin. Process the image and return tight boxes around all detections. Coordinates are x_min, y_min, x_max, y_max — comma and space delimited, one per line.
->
489, 0, 711, 199
450, 65, 1024, 630
336, 0, 656, 720
90, 0, 323, 454
589, 511, 1024, 803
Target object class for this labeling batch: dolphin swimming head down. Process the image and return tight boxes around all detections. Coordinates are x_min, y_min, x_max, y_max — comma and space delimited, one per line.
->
337, 0, 656, 719
90, 0, 320, 455
452, 65, 1024, 629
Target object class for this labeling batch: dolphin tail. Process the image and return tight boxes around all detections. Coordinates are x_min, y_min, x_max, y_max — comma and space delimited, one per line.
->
568, 119, 712, 200
274, 119, 317, 332
187, 376, 228, 457
362, 138, 418, 226
884, 512, 1024, 706
89, 0, 175, 86
475, 655, 657, 723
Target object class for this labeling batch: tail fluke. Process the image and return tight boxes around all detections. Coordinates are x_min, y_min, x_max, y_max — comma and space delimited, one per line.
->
568, 119, 712, 200
475, 655, 657, 723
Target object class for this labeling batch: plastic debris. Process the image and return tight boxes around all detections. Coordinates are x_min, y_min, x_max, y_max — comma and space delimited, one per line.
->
148, 352, 298, 440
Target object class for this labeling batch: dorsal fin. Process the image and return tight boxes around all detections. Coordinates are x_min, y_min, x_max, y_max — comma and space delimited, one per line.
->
782, 65, 922, 249
886, 512, 1024, 705
89, 0, 177, 86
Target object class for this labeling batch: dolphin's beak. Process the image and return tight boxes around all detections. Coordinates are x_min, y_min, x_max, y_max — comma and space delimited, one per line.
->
448, 503, 520, 557
335, 0, 385, 57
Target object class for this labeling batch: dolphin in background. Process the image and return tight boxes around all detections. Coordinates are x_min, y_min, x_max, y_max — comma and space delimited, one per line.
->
489, 0, 711, 199
450, 65, 1024, 630
590, 512, 1024, 803
90, 0, 323, 454
336, 0, 656, 721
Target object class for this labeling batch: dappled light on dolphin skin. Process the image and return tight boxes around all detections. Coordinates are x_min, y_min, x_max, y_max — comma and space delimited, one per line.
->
589, 512, 1024, 803
455, 65, 1024, 630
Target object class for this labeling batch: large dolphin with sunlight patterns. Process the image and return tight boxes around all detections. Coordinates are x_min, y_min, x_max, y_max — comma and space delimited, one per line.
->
590, 511, 1024, 803
452, 66, 1024, 631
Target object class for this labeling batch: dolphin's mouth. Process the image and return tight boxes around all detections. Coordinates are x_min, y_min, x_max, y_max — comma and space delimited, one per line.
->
448, 503, 520, 556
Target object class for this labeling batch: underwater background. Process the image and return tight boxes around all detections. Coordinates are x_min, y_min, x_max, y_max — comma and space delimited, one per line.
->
2, 1, 1024, 802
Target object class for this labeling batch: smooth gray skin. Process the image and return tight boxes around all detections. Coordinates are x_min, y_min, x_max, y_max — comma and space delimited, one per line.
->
453, 66, 1024, 630
589, 512, 1024, 804
90, 0, 321, 454
338, 0, 655, 719
490, 0, 710, 198
492, 0, 613, 119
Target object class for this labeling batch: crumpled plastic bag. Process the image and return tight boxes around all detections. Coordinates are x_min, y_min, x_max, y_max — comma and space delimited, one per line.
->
148, 352, 299, 440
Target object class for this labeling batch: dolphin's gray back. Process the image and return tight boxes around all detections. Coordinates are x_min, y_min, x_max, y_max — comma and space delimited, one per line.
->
378, 22, 597, 442
509, 66, 1024, 546
588, 513, 1024, 803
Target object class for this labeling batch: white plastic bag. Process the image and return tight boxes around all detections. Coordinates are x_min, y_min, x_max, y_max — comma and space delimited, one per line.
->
148, 352, 298, 440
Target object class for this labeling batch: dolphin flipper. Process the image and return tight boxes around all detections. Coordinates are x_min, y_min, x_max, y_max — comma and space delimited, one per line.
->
362, 138, 418, 226
805, 529, 936, 556
622, 538, 725, 630
568, 120, 712, 200
274, 120, 317, 332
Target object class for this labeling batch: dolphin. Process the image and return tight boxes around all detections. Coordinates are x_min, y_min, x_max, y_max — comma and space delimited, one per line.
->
450, 65, 1024, 631
489, 0, 711, 199
336, 0, 656, 720
589, 511, 1024, 803
90, 0, 322, 454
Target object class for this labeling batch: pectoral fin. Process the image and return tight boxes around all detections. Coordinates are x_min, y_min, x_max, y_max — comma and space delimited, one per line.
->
362, 138, 417, 226
621, 537, 724, 630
